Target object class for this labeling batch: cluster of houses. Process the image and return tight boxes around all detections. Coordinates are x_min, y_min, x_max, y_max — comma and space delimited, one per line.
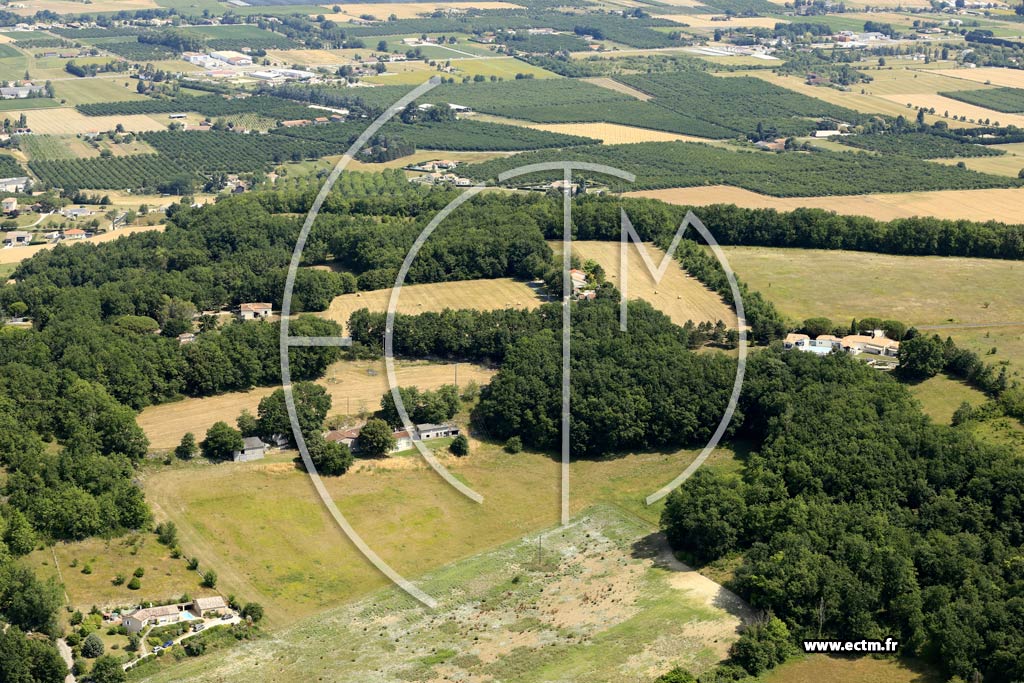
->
121, 596, 230, 634
411, 171, 473, 187
783, 329, 901, 358
325, 422, 461, 454
222, 421, 462, 464
3, 227, 90, 248
408, 156, 473, 187
279, 115, 344, 128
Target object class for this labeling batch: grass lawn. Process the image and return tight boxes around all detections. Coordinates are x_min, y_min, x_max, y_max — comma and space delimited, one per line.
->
54, 77, 145, 105
140, 433, 743, 627
721, 247, 1024, 327
0, 97, 60, 111
24, 529, 219, 612
907, 374, 988, 424
21, 133, 98, 160
941, 324, 1024, 382
132, 504, 750, 683
758, 655, 942, 683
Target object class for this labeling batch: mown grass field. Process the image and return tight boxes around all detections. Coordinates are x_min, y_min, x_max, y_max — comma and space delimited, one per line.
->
626, 185, 1024, 223
54, 77, 143, 105
721, 247, 1024, 327
139, 436, 742, 627
758, 655, 941, 683
933, 150, 1024, 177
318, 277, 545, 334
24, 530, 218, 612
940, 324, 1024, 382
552, 240, 737, 327
137, 358, 496, 449
907, 374, 989, 424
135, 504, 750, 683
20, 133, 97, 160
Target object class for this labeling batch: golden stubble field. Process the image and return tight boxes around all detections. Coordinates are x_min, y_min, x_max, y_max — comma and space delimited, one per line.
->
23, 108, 169, 134
940, 67, 1024, 89
325, 0, 523, 19
552, 240, 737, 327
319, 277, 545, 333
137, 358, 496, 449
626, 185, 1024, 224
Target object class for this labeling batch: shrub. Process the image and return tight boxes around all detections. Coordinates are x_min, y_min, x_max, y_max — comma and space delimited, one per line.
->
449, 434, 469, 457
503, 436, 523, 454
241, 602, 264, 623
156, 520, 178, 546
82, 632, 104, 658
133, 567, 145, 578
201, 569, 217, 588
127, 577, 141, 590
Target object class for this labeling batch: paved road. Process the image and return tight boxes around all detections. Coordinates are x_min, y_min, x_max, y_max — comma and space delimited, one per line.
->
123, 614, 242, 671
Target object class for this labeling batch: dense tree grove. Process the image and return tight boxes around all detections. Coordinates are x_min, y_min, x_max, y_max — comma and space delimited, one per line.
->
661, 350, 1024, 681
474, 297, 737, 456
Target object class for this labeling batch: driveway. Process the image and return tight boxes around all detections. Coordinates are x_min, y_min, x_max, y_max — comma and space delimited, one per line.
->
123, 614, 243, 671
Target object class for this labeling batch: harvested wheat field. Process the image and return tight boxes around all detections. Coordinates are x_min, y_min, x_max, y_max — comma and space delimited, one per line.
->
528, 121, 714, 144
319, 277, 545, 334
625, 185, 1024, 224
328, 1, 522, 19
734, 71, 942, 120
878, 93, 1024, 127
552, 240, 737, 327
21, 109, 168, 134
939, 67, 1024, 89
137, 358, 495, 450
656, 13, 786, 28
582, 76, 652, 100
0, 225, 165, 265
11, 0, 156, 14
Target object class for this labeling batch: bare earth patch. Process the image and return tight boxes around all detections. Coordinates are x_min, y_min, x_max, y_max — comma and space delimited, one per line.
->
626, 185, 1024, 224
